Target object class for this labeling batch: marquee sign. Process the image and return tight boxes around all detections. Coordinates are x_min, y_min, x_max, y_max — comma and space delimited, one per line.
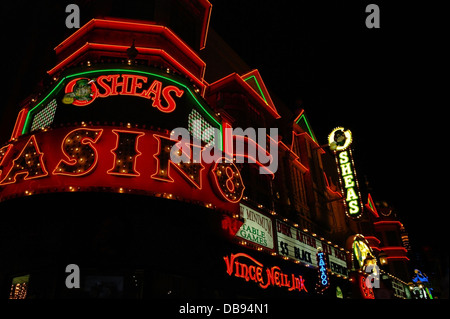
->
276, 220, 348, 277
328, 127, 363, 219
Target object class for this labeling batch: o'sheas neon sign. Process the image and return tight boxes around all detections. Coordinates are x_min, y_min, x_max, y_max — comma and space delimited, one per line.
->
328, 127, 363, 219
62, 74, 184, 113
338, 151, 361, 216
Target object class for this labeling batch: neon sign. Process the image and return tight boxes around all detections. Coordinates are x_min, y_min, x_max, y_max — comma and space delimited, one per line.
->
223, 253, 308, 293
316, 249, 330, 293
352, 235, 372, 269
412, 269, 429, 284
62, 74, 184, 112
0, 126, 245, 211
360, 275, 375, 299
338, 150, 362, 217
328, 127, 352, 151
329, 127, 363, 219
20, 68, 221, 137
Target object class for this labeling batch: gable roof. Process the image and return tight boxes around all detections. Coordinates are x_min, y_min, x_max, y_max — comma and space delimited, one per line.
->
294, 109, 318, 144
241, 70, 280, 119
207, 70, 281, 119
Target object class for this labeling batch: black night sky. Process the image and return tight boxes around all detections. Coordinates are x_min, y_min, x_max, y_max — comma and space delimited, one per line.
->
0, 0, 445, 276
208, 0, 443, 248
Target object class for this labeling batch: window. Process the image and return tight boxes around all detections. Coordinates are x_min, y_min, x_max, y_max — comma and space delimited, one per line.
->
188, 109, 215, 146
30, 99, 58, 131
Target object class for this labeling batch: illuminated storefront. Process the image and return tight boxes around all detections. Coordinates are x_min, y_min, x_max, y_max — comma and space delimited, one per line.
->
0, 0, 413, 299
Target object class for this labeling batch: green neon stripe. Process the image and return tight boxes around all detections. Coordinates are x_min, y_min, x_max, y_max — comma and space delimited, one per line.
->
65, 69, 221, 127
368, 198, 375, 211
243, 75, 268, 104
295, 113, 317, 143
22, 68, 222, 149
22, 80, 66, 134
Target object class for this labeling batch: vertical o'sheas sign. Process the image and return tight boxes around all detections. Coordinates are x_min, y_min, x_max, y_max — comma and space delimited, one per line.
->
328, 127, 363, 219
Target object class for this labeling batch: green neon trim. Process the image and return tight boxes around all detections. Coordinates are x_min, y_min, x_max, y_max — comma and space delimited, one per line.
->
65, 69, 221, 127
243, 75, 268, 104
21, 68, 222, 149
22, 80, 66, 134
368, 198, 375, 211
425, 287, 433, 299
295, 113, 318, 143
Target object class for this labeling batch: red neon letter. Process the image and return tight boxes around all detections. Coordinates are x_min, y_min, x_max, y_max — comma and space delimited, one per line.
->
152, 134, 204, 189
142, 80, 163, 108
159, 85, 184, 113
0, 135, 48, 185
0, 144, 12, 177
123, 74, 147, 96
108, 74, 124, 96
96, 75, 113, 98
53, 128, 103, 176
107, 130, 144, 176
210, 158, 245, 203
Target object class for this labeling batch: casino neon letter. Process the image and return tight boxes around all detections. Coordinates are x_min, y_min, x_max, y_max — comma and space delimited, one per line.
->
108, 130, 144, 176
0, 135, 48, 185
152, 134, 203, 189
53, 128, 103, 176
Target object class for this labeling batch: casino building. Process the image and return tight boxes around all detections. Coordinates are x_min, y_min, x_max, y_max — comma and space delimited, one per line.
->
0, 0, 412, 299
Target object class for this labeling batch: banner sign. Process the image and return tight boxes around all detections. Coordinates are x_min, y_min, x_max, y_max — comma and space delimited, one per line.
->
236, 204, 274, 249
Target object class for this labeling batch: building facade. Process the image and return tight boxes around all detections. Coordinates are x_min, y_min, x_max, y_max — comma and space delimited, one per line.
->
1, 0, 414, 299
